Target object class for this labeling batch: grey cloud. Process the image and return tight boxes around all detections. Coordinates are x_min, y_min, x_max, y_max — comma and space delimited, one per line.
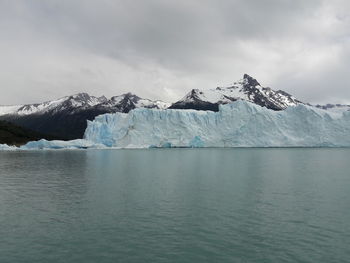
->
0, 0, 349, 105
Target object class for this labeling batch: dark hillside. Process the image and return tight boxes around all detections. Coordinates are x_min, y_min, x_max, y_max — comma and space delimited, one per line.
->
0, 120, 59, 146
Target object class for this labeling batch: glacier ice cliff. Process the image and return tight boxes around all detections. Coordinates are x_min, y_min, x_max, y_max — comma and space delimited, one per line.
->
1, 100, 350, 150
83, 100, 350, 148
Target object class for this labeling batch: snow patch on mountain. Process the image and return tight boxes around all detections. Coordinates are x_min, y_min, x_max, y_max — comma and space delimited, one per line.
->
0, 105, 22, 115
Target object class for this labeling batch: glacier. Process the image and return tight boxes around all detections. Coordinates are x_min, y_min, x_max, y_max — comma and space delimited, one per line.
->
83, 100, 350, 148
1, 100, 350, 150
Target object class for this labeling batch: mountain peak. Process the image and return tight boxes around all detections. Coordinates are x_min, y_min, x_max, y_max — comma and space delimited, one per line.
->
70, 93, 91, 100
122, 92, 141, 100
97, 95, 108, 103
110, 92, 140, 103
243, 74, 260, 87
170, 74, 302, 111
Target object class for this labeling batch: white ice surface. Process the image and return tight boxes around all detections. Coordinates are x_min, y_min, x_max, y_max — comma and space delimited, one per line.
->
0, 139, 106, 150
0, 144, 17, 150
20, 139, 107, 150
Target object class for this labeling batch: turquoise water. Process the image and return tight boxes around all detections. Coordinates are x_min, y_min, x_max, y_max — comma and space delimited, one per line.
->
0, 148, 350, 263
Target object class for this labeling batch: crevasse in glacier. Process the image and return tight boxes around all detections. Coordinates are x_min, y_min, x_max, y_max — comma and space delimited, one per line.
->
83, 100, 350, 148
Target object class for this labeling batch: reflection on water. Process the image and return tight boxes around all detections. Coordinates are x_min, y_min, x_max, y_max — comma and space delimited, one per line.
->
0, 148, 350, 263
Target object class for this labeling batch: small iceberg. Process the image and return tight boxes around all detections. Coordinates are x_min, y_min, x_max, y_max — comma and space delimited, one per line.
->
0, 139, 106, 151
0, 144, 17, 151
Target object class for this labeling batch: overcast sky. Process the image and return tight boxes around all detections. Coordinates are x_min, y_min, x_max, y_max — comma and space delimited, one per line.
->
0, 0, 349, 105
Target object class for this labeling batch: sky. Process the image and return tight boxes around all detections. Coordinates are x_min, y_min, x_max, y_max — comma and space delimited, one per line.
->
0, 0, 349, 105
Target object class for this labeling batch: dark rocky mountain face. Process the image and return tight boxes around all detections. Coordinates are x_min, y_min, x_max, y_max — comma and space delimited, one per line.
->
168, 90, 220, 111
169, 74, 303, 111
0, 93, 169, 140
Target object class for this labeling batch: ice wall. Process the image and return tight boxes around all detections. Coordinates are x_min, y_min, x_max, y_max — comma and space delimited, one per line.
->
84, 100, 350, 148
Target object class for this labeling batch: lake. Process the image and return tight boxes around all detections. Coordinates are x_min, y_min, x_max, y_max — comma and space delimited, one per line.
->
0, 148, 350, 262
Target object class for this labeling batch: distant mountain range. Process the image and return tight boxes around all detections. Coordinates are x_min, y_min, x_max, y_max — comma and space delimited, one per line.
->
0, 93, 170, 139
0, 74, 349, 140
314, 103, 350, 112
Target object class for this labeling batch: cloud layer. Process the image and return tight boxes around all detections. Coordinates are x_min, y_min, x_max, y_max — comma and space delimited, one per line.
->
1, 0, 349, 104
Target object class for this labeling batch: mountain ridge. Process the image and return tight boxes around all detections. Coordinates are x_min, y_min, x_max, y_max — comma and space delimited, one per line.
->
169, 74, 303, 111
0, 120, 59, 146
0, 92, 170, 139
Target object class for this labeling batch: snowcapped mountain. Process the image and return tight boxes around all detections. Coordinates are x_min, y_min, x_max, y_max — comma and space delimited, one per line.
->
0, 93, 105, 116
0, 92, 170, 139
93, 93, 170, 113
169, 74, 302, 111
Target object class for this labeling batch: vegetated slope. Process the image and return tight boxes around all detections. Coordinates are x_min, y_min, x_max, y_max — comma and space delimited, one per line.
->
0, 120, 58, 146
